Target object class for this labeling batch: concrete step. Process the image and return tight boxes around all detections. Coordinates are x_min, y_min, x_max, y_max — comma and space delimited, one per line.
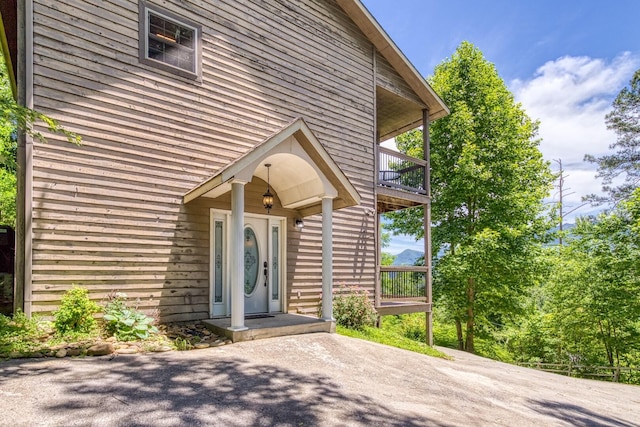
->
203, 313, 335, 342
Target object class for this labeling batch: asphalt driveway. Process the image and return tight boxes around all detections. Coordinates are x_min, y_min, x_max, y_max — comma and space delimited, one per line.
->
0, 333, 638, 426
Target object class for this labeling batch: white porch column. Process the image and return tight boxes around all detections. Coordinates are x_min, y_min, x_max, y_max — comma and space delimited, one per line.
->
321, 196, 335, 321
230, 181, 248, 331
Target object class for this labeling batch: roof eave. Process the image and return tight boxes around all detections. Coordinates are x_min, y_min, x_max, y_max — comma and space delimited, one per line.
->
336, 0, 449, 120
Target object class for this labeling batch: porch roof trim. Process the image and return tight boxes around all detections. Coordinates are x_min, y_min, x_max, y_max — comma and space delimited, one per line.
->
183, 117, 361, 216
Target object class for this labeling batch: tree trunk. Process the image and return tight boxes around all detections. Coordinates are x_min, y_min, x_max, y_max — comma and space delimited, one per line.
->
455, 318, 464, 350
465, 277, 475, 353
598, 319, 614, 366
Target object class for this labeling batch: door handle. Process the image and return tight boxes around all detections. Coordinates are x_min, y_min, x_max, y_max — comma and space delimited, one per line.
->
263, 261, 268, 286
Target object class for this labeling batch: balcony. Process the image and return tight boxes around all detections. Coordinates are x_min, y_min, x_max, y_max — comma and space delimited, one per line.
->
376, 146, 429, 213
376, 266, 431, 316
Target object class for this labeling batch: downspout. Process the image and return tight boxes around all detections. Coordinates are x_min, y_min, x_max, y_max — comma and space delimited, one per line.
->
14, 0, 33, 316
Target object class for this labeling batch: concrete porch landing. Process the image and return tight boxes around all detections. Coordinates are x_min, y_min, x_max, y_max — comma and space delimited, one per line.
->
203, 313, 335, 343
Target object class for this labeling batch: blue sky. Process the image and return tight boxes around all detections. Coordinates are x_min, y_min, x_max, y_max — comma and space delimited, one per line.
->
361, 0, 640, 254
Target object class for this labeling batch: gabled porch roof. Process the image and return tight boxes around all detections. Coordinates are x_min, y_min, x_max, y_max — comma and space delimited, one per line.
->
184, 117, 361, 217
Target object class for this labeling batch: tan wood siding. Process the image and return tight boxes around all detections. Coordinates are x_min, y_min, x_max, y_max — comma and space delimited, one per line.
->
376, 51, 424, 106
30, 0, 377, 321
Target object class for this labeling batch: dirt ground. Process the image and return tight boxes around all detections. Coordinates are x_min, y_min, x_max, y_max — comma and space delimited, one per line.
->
0, 333, 638, 426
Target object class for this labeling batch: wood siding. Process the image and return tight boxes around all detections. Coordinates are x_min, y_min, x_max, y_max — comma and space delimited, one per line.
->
30, 0, 377, 321
376, 51, 423, 107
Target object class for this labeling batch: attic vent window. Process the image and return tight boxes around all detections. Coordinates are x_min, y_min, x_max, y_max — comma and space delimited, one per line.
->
139, 2, 201, 80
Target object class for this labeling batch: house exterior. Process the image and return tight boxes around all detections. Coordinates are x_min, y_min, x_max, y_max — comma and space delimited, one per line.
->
2, 0, 447, 341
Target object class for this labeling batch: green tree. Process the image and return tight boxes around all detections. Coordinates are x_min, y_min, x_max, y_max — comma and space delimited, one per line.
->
380, 230, 396, 266
585, 68, 640, 204
386, 42, 553, 353
0, 55, 16, 225
544, 191, 640, 369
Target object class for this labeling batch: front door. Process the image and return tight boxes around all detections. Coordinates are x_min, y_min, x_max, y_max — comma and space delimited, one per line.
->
210, 210, 284, 318
243, 217, 269, 314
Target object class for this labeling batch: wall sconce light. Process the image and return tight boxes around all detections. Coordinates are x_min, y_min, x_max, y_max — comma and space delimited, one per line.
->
262, 163, 274, 213
295, 218, 304, 230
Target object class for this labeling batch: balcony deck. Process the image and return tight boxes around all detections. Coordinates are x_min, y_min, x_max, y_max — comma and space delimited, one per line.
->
376, 266, 431, 316
376, 146, 429, 213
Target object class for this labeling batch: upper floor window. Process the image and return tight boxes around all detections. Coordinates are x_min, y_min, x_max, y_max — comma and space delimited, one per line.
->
139, 2, 201, 80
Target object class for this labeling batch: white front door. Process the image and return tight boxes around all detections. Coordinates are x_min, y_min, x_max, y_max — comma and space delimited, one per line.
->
243, 218, 269, 314
210, 210, 284, 318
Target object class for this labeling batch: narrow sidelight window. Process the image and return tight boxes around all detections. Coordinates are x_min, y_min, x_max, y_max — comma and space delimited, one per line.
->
214, 221, 224, 303
271, 225, 279, 300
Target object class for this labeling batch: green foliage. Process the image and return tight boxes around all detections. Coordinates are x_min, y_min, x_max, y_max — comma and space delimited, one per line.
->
103, 293, 159, 341
0, 310, 50, 355
380, 252, 396, 266
53, 287, 100, 336
585, 68, 640, 204
336, 325, 449, 359
383, 313, 427, 342
0, 55, 16, 226
0, 168, 16, 226
387, 42, 552, 353
504, 310, 560, 364
545, 192, 640, 367
495, 191, 640, 382
381, 314, 515, 361
332, 285, 377, 330
432, 318, 459, 349
173, 337, 194, 351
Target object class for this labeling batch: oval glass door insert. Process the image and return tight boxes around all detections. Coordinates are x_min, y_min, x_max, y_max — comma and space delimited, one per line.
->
244, 226, 259, 295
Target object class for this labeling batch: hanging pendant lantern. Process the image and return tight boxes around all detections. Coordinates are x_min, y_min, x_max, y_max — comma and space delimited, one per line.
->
262, 163, 274, 213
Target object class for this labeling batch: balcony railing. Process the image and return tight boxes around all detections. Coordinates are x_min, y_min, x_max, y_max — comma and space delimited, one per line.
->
379, 266, 428, 300
377, 147, 427, 195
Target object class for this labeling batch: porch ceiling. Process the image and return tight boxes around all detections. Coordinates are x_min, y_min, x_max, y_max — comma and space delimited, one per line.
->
184, 117, 361, 217
377, 86, 426, 141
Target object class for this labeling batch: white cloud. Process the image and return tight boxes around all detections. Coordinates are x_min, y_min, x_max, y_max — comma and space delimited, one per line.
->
511, 52, 640, 219
387, 53, 639, 252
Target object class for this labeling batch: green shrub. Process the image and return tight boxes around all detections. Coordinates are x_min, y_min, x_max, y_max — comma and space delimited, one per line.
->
332, 285, 377, 330
103, 293, 158, 341
173, 337, 193, 351
53, 287, 100, 335
398, 313, 427, 342
0, 310, 49, 354
379, 314, 429, 343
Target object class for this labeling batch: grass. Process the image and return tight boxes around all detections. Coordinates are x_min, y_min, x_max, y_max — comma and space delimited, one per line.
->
337, 313, 512, 361
337, 324, 451, 359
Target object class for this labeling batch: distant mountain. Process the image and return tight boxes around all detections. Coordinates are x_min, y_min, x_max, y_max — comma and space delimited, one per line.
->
550, 223, 576, 233
546, 223, 576, 245
392, 249, 423, 266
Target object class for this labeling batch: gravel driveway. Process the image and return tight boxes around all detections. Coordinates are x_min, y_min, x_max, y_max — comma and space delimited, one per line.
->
0, 333, 638, 426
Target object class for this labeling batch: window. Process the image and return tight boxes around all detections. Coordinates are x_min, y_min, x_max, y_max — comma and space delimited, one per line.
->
271, 225, 279, 300
213, 220, 224, 303
139, 2, 201, 79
